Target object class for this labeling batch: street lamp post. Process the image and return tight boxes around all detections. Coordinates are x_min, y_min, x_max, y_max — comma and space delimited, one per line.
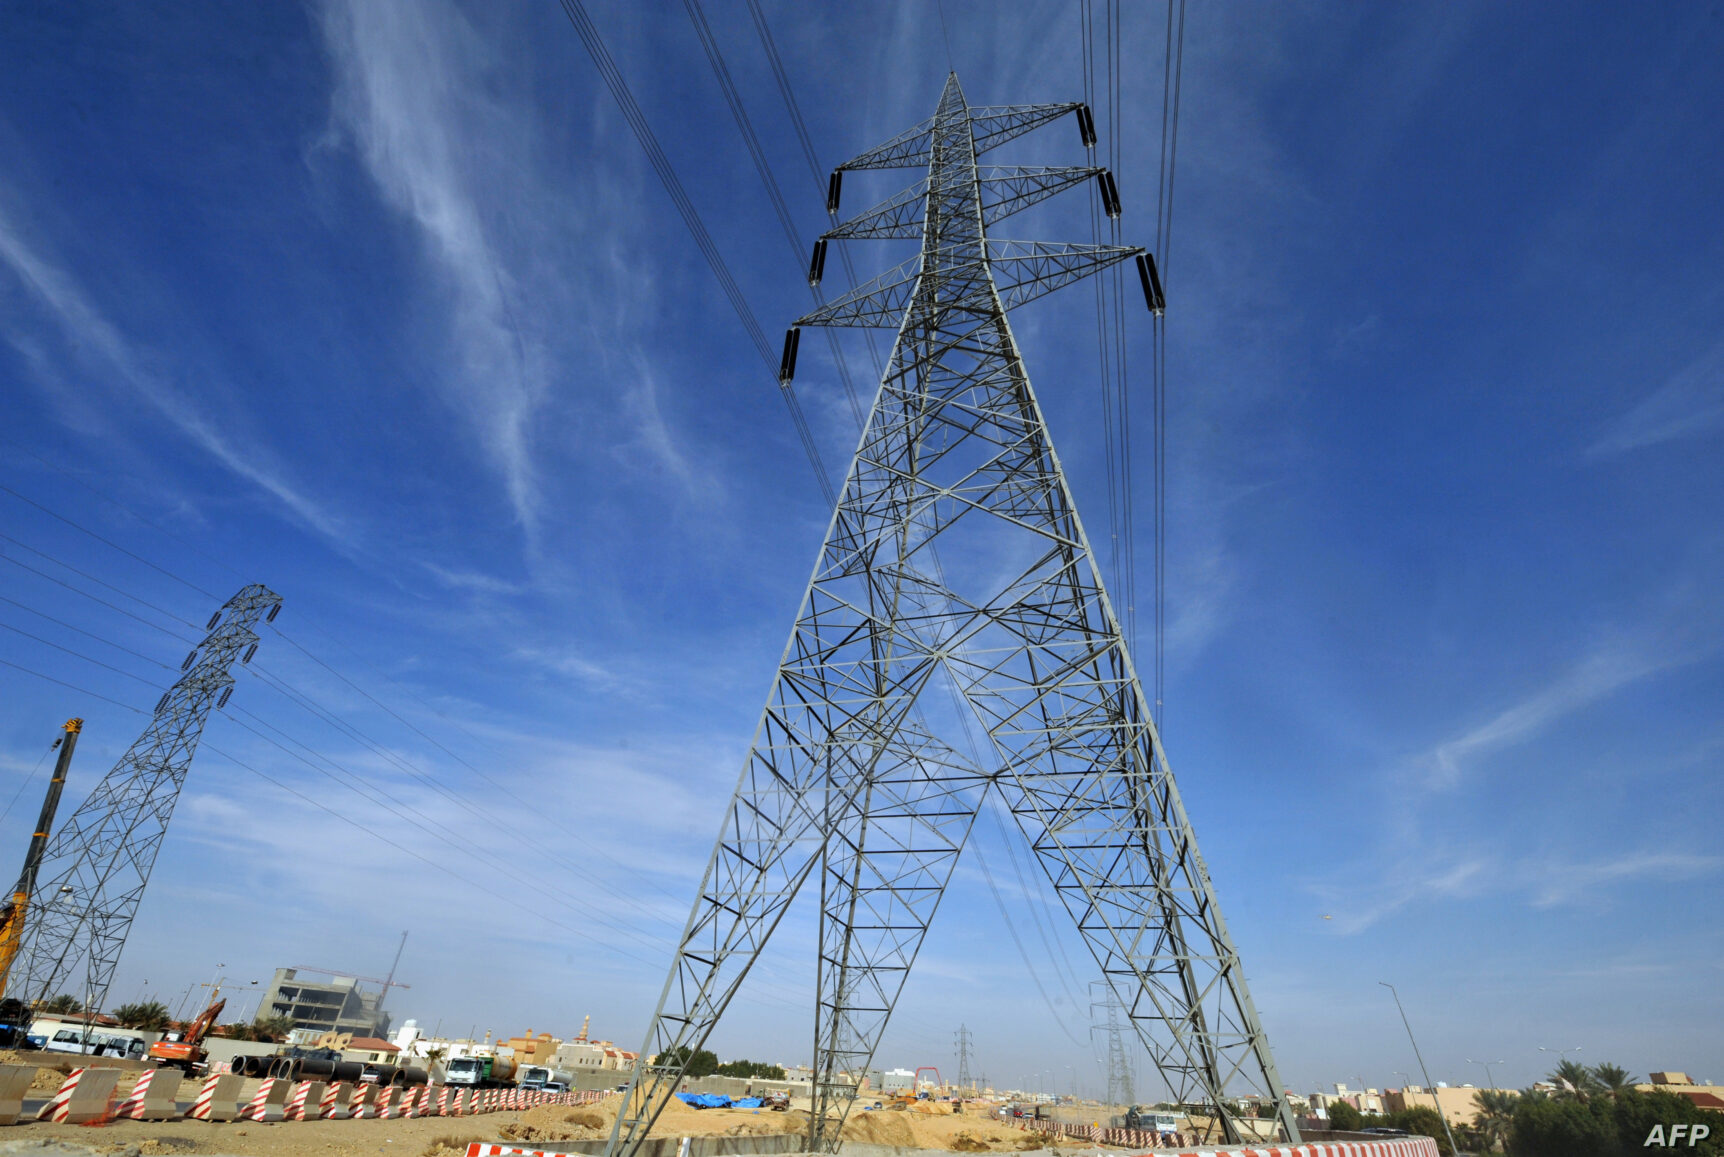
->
1538, 1046, 1585, 1092
1467, 1058, 1505, 1091
1379, 982, 1460, 1157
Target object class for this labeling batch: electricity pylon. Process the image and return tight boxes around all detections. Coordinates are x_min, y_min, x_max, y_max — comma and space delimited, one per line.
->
16, 584, 282, 1014
605, 75, 1292, 1155
954, 1024, 974, 1096
1092, 980, 1135, 1110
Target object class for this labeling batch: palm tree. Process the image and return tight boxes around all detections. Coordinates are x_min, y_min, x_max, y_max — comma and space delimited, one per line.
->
40, 994, 82, 1014
111, 1000, 171, 1032
1471, 1088, 1516, 1153
251, 1013, 296, 1042
1549, 1059, 1601, 1100
1591, 1063, 1638, 1097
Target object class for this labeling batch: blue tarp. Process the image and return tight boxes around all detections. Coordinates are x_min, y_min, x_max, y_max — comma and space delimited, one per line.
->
732, 1097, 763, 1108
676, 1093, 733, 1109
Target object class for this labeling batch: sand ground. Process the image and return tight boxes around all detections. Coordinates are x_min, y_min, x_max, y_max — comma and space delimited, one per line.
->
0, 1062, 1083, 1157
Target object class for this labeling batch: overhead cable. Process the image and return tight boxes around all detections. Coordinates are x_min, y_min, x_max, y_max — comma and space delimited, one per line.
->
554, 0, 835, 504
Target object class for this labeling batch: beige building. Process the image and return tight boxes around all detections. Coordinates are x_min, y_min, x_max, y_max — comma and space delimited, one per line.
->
505, 1030, 561, 1068
1637, 1072, 1724, 1112
1387, 1084, 1497, 1129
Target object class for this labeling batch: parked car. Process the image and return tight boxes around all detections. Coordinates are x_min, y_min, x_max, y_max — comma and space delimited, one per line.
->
43, 1029, 145, 1058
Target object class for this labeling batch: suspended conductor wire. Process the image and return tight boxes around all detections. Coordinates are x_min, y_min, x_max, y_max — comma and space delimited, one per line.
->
743, 0, 887, 382
1153, 0, 1186, 729
0, 594, 177, 671
0, 658, 145, 714
0, 739, 60, 831
0, 551, 196, 645
0, 481, 696, 908
0, 621, 167, 691
0, 532, 200, 629
554, 0, 835, 506
0, 477, 223, 600
682, 0, 864, 428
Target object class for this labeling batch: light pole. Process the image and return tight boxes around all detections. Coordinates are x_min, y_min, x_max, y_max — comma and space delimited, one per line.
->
1379, 981, 1459, 1157
1467, 1058, 1505, 1091
1538, 1046, 1584, 1091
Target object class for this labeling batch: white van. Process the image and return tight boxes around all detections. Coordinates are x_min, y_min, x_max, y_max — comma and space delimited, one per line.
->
43, 1028, 145, 1058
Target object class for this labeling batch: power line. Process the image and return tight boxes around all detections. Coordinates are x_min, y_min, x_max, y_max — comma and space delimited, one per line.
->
0, 531, 201, 629
0, 550, 196, 644
0, 593, 178, 670
0, 657, 146, 714
0, 738, 60, 831
0, 486, 689, 911
0, 621, 169, 691
743, 0, 888, 383
0, 476, 223, 600
554, 0, 835, 505
682, 0, 865, 427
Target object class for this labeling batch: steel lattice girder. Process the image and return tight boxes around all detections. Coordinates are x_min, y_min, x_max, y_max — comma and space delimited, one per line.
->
796, 241, 1139, 329
825, 167, 1106, 240
605, 76, 1297, 1157
15, 584, 281, 1014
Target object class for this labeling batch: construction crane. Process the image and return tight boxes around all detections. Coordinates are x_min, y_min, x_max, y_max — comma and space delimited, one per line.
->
148, 990, 227, 1072
0, 718, 82, 1001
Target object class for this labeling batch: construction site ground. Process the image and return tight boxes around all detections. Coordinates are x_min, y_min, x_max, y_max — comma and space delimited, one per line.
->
0, 1062, 1095, 1157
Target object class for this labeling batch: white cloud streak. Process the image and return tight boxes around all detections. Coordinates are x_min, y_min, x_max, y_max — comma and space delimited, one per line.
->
318, 0, 550, 533
0, 198, 348, 546
1588, 335, 1724, 458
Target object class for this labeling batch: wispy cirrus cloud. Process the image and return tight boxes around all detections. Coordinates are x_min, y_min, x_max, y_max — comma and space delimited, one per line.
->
1588, 335, 1724, 458
0, 196, 349, 547
1320, 847, 1723, 934
319, 0, 552, 535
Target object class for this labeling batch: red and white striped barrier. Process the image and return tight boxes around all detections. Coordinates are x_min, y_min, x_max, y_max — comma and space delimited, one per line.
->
36, 1067, 121, 1124
320, 1080, 351, 1119
115, 1067, 183, 1121
286, 1080, 326, 1121
238, 1077, 291, 1122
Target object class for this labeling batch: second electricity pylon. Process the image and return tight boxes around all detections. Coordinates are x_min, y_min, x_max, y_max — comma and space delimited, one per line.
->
954, 1024, 974, 1096
605, 75, 1292, 1155
1092, 979, 1135, 1110
15, 584, 282, 1014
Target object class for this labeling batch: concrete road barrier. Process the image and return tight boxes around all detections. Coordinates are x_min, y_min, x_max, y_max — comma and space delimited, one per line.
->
320, 1080, 353, 1119
0, 1064, 37, 1126
286, 1080, 325, 1120
118, 1067, 183, 1121
36, 1067, 121, 1124
188, 1072, 246, 1122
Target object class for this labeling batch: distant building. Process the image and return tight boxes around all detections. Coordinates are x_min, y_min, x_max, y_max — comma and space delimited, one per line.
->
505, 1030, 561, 1068
343, 1037, 400, 1065
1387, 1084, 1491, 1128
256, 967, 391, 1037
882, 1068, 916, 1093
1638, 1072, 1724, 1111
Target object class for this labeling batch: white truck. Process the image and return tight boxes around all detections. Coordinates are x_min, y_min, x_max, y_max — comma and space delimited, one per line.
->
518, 1065, 576, 1090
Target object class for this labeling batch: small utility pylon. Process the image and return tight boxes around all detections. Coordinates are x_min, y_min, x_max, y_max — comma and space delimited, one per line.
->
15, 584, 282, 1015
954, 1024, 975, 1096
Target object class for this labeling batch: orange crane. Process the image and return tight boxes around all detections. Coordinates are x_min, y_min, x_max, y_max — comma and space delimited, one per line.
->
148, 992, 227, 1071
0, 719, 82, 1000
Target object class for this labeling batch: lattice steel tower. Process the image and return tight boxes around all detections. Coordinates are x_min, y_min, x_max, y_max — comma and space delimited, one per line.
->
16, 584, 282, 1013
1092, 979, 1136, 1110
606, 76, 1293, 1153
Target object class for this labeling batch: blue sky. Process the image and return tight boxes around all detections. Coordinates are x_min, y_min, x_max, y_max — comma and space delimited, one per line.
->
2, 0, 1721, 1099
